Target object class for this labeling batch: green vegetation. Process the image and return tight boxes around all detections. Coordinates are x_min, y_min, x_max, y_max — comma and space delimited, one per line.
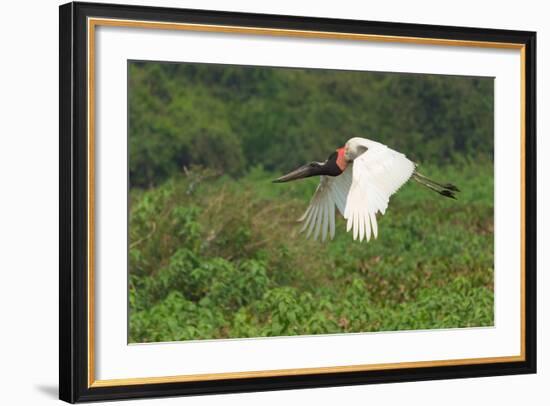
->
129, 62, 493, 188
129, 164, 493, 342
128, 61, 494, 343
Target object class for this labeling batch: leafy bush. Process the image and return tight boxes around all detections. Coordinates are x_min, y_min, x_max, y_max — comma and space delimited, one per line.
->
129, 164, 494, 343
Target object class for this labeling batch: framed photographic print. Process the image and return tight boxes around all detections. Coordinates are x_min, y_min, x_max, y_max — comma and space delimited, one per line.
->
59, 1, 537, 403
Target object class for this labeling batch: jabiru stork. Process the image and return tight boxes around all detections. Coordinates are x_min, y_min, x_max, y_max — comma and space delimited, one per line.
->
274, 137, 459, 242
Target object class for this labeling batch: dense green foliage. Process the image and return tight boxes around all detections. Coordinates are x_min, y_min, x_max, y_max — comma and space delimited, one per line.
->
129, 62, 493, 188
129, 164, 493, 342
128, 62, 494, 342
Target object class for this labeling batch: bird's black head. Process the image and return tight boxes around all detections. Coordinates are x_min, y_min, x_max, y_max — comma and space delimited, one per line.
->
273, 151, 343, 183
321, 151, 345, 176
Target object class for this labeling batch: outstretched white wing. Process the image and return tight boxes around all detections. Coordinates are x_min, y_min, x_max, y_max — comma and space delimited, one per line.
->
298, 169, 353, 241
344, 143, 415, 241
298, 142, 415, 242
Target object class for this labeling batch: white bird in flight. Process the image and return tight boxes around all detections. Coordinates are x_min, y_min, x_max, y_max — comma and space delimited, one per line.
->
273, 137, 459, 242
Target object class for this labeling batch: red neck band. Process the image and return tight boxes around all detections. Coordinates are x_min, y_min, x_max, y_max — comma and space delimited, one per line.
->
336, 147, 347, 171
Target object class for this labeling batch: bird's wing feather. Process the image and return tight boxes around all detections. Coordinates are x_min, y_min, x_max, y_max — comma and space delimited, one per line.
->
298, 170, 353, 241
344, 144, 415, 242
298, 143, 413, 242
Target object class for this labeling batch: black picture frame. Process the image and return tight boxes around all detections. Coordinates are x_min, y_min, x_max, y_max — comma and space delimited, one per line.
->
59, 1, 537, 403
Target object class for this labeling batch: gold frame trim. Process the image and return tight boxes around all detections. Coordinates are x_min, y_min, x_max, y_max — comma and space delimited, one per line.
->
87, 17, 527, 388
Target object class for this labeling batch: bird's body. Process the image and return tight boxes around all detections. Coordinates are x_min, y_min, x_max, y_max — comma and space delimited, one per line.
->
274, 137, 459, 242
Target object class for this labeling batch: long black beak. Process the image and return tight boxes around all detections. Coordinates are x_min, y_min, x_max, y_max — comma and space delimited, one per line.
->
273, 163, 317, 183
